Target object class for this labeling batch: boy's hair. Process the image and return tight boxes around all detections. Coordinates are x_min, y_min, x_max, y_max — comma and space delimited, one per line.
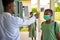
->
45, 9, 53, 15
30, 12, 33, 15
2, 0, 14, 7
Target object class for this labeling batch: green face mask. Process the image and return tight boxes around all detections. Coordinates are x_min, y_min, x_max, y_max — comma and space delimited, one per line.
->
44, 15, 50, 20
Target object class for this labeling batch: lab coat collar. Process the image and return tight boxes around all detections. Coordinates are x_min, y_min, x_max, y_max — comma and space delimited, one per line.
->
3, 12, 12, 16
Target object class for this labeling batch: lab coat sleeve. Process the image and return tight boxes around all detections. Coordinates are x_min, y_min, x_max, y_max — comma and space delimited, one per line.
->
12, 16, 36, 27
22, 16, 36, 26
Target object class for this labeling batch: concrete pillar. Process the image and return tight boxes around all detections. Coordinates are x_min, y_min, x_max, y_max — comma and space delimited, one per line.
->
37, 0, 40, 11
50, 0, 55, 10
36, 0, 40, 40
50, 0, 55, 20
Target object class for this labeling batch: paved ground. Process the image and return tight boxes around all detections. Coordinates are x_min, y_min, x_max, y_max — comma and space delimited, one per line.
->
20, 32, 42, 40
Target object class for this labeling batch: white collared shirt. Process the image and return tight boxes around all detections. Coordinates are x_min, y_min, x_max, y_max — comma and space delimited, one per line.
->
0, 12, 36, 40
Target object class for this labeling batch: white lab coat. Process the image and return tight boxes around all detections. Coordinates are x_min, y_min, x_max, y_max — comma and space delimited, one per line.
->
0, 12, 36, 40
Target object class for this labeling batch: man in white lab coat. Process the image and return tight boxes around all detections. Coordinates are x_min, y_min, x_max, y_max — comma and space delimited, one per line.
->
0, 0, 39, 40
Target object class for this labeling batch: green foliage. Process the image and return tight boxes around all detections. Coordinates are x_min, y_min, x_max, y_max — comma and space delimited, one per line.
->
32, 8, 37, 13
54, 6, 60, 12
20, 27, 28, 32
54, 1, 60, 12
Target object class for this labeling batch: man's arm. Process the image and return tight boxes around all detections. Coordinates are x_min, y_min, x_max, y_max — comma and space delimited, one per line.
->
22, 16, 36, 26
10, 13, 39, 28
11, 16, 36, 27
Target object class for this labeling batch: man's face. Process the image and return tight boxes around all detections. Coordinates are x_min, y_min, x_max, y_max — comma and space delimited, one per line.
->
30, 13, 33, 17
7, 2, 14, 14
11, 2, 14, 14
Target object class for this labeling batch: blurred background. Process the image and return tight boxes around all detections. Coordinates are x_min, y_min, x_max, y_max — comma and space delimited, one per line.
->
0, 0, 60, 40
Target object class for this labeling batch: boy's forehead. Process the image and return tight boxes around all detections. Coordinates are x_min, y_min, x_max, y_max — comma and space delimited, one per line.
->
45, 11, 50, 12
45, 11, 51, 13
44, 11, 51, 15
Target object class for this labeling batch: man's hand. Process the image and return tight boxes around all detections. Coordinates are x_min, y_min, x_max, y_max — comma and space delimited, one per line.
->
35, 12, 40, 19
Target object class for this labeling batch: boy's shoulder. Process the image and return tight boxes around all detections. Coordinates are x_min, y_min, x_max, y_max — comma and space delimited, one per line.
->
41, 21, 45, 25
42, 21, 45, 24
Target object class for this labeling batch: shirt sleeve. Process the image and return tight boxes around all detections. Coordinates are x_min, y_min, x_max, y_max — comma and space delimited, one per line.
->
11, 16, 36, 28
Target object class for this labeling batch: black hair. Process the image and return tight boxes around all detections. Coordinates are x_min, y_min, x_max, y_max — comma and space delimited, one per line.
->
30, 12, 33, 15
2, 0, 14, 8
45, 9, 53, 15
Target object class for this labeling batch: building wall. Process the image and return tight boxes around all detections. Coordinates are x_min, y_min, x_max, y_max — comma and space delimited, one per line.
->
0, 0, 3, 13
21, 1, 31, 12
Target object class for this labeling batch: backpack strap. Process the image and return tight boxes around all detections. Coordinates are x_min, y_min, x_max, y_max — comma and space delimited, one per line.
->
54, 22, 56, 35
